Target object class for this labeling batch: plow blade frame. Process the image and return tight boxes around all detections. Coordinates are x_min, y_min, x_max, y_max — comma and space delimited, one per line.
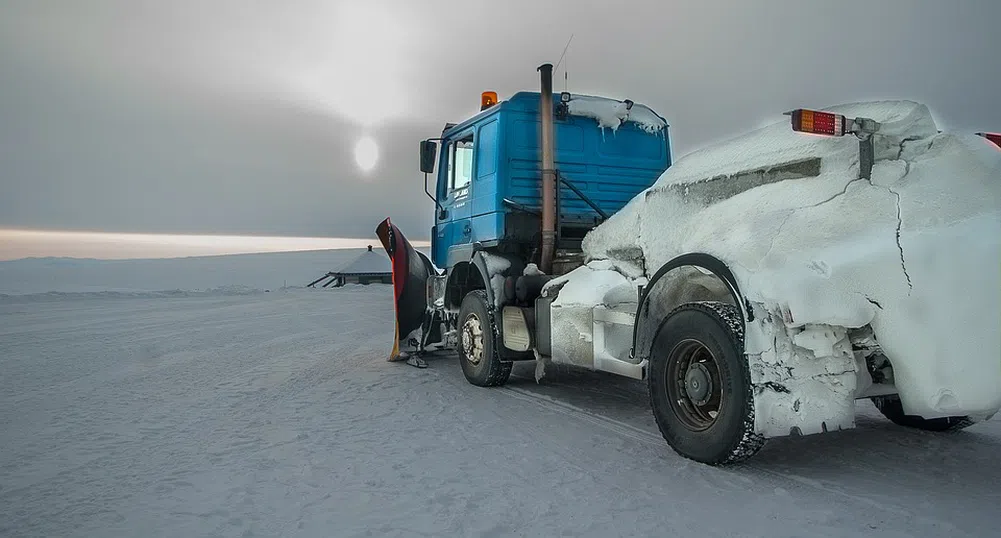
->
375, 218, 437, 360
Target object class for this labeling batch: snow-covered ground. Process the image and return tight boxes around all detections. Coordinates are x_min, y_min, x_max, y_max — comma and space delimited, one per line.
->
1, 251, 999, 537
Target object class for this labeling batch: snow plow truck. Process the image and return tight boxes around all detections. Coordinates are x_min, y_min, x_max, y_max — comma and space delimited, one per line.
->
376, 64, 1001, 465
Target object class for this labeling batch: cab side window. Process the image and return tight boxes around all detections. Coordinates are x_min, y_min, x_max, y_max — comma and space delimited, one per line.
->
447, 133, 474, 196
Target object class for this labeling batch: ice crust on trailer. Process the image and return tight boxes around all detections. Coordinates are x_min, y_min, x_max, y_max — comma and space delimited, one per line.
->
566, 95, 667, 135
557, 99, 1000, 435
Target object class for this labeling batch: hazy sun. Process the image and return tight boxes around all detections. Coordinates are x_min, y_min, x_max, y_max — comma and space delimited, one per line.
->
354, 136, 379, 172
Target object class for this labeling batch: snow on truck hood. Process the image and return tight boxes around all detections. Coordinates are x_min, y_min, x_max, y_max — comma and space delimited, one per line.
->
574, 100, 1001, 427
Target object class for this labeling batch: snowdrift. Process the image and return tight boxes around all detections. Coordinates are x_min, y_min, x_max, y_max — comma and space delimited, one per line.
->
561, 100, 1001, 434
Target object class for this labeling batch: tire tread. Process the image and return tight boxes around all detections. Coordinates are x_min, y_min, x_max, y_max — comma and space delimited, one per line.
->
459, 290, 512, 387
648, 301, 765, 465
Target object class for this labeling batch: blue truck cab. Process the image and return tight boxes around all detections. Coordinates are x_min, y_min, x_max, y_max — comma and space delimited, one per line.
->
375, 65, 679, 411
424, 90, 673, 271
375, 67, 675, 375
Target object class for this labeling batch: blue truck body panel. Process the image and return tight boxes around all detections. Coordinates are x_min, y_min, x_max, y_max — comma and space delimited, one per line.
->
431, 91, 672, 269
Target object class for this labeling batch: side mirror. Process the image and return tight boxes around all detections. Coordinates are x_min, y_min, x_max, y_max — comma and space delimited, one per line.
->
420, 140, 438, 173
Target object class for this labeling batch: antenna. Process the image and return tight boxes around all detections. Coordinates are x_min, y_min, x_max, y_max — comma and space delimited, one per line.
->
554, 33, 574, 93
564, 57, 568, 93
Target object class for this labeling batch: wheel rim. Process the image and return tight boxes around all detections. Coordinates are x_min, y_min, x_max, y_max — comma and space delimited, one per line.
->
461, 313, 484, 365
666, 339, 724, 431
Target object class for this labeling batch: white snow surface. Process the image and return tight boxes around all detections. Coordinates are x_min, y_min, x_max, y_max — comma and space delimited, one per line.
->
522, 262, 544, 276
567, 94, 667, 135
549, 260, 637, 308
581, 100, 1001, 427
481, 252, 511, 276
2, 251, 1000, 537
481, 252, 512, 309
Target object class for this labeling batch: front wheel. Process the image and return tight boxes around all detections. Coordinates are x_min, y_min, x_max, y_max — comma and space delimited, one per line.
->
457, 290, 512, 387
648, 301, 765, 465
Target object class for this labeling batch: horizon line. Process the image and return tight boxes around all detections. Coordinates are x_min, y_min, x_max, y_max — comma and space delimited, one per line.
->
0, 228, 430, 262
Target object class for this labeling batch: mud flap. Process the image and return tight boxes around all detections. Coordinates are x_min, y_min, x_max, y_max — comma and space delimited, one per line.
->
375, 217, 436, 361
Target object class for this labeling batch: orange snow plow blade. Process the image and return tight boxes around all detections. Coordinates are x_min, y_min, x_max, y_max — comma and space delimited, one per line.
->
375, 217, 435, 361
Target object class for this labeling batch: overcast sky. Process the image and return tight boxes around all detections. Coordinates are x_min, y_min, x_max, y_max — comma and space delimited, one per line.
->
2, 0, 1000, 242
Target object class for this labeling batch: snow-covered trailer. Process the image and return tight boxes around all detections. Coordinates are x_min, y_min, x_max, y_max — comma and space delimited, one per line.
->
515, 101, 1001, 464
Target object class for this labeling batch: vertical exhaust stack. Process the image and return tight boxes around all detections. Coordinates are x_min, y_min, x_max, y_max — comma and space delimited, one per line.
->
538, 63, 556, 274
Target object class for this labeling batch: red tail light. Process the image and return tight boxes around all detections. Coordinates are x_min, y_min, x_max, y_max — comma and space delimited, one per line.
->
790, 109, 847, 137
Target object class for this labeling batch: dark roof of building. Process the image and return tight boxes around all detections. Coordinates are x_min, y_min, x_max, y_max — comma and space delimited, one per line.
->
334, 245, 391, 276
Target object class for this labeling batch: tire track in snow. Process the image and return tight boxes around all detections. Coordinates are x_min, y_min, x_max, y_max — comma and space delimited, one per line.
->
502, 376, 989, 531
740, 464, 960, 535
425, 362, 676, 527
497, 385, 665, 448
424, 355, 666, 449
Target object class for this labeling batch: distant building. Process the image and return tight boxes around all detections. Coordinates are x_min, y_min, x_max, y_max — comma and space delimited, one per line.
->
307, 245, 392, 288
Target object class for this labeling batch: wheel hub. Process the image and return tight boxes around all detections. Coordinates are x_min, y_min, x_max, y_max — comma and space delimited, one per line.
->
461, 314, 484, 365
684, 363, 712, 406
666, 339, 725, 432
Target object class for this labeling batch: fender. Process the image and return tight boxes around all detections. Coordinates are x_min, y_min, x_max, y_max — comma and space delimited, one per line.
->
631, 253, 752, 362
444, 246, 524, 310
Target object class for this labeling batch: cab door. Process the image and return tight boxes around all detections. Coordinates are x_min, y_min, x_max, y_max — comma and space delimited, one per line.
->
434, 130, 475, 268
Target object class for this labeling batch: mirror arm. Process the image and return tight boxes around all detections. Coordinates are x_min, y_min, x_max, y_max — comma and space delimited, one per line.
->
424, 172, 444, 217
420, 136, 447, 219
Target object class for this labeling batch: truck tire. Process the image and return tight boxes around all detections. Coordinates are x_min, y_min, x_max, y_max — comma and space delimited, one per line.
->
457, 290, 512, 387
648, 301, 764, 465
871, 396, 975, 432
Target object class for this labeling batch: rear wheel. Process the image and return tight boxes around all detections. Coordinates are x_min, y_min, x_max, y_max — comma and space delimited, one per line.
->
871, 396, 975, 432
457, 290, 512, 387
648, 301, 764, 465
